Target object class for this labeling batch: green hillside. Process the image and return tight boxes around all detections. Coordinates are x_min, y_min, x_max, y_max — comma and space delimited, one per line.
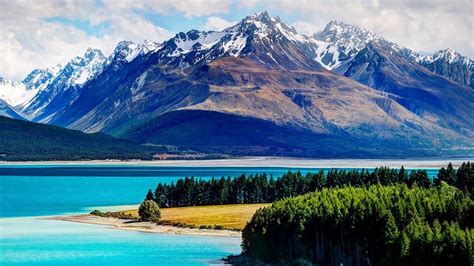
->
0, 116, 158, 161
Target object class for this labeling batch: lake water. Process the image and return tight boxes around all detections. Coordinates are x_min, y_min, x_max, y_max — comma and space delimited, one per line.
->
0, 164, 440, 265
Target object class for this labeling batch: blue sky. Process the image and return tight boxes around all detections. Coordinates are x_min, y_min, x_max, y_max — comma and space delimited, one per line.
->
1, 0, 472, 80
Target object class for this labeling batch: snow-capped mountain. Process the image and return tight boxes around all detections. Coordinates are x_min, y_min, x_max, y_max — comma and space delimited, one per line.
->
0, 78, 32, 108
418, 49, 473, 88
312, 20, 473, 88
35, 11, 471, 158
21, 48, 108, 121
313, 20, 428, 71
1, 11, 473, 157
153, 11, 324, 71
108, 40, 161, 68
0, 63, 63, 110
22, 65, 63, 91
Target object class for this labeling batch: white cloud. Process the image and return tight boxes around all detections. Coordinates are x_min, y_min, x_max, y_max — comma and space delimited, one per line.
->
203, 17, 237, 31
0, 1, 173, 81
100, 0, 232, 18
291, 21, 320, 36
157, 0, 231, 17
264, 0, 473, 58
1, 0, 472, 80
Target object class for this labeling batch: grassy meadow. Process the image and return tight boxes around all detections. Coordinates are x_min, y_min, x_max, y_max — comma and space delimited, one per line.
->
119, 203, 270, 230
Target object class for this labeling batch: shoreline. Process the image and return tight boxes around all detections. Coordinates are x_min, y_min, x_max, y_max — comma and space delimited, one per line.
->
1, 156, 472, 168
46, 214, 241, 237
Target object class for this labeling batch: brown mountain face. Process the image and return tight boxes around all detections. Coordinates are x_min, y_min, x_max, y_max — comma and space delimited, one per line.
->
183, 56, 466, 141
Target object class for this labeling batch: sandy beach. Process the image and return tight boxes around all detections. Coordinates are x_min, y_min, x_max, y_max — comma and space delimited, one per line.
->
47, 215, 241, 237
1, 156, 471, 168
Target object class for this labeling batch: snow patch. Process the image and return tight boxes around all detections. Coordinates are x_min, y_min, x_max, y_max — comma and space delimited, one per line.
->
131, 72, 147, 94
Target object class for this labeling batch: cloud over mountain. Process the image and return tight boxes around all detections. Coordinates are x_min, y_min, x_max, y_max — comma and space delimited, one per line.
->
1, 0, 472, 80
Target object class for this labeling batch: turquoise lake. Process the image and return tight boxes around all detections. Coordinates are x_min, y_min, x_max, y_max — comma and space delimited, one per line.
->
0, 165, 440, 265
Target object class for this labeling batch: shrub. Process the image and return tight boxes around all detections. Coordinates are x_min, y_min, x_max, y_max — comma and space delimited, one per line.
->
138, 200, 161, 222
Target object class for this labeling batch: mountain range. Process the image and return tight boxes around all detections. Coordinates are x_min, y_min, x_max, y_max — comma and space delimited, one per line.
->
1, 11, 473, 158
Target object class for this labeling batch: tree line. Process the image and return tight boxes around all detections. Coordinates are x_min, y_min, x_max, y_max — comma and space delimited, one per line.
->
242, 183, 473, 265
145, 162, 473, 208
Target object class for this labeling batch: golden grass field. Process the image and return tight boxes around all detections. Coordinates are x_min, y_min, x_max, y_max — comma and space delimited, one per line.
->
121, 203, 270, 230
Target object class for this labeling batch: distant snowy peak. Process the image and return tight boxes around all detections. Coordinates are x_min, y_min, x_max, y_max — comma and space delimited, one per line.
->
162, 11, 318, 67
417, 48, 473, 88
420, 48, 473, 67
234, 11, 298, 40
22, 65, 62, 91
64, 48, 107, 86
167, 30, 226, 56
311, 20, 417, 71
109, 40, 161, 64
0, 64, 65, 110
21, 47, 109, 119
0, 79, 31, 108
313, 20, 474, 84
314, 20, 388, 55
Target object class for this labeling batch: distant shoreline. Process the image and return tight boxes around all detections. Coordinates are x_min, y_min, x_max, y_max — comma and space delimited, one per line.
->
1, 156, 472, 168
47, 215, 241, 237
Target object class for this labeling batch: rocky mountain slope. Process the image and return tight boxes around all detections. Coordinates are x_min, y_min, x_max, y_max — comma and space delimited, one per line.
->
0, 99, 25, 120
343, 43, 473, 134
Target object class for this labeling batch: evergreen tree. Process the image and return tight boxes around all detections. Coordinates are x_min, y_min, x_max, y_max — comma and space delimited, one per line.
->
145, 189, 154, 201
446, 162, 457, 185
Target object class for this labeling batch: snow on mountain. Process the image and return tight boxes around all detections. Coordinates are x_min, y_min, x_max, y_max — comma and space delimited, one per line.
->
416, 48, 474, 88
21, 48, 108, 120
109, 40, 162, 65
314, 20, 386, 53
3, 11, 473, 129
0, 64, 62, 110
0, 78, 33, 108
70, 48, 107, 85
156, 11, 327, 72
312, 20, 405, 71
312, 20, 473, 88
421, 48, 473, 66
0, 99, 25, 120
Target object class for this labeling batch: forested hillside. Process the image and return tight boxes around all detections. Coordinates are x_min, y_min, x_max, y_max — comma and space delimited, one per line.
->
0, 116, 158, 161
242, 184, 473, 265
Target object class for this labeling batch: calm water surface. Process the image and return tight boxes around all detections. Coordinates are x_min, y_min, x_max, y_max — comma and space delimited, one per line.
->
0, 165, 439, 265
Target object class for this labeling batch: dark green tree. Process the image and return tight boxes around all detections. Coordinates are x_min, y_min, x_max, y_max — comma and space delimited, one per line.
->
138, 200, 161, 222
145, 189, 154, 201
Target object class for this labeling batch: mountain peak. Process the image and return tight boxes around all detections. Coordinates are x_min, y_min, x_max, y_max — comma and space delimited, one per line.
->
111, 40, 161, 63
84, 48, 105, 60
431, 48, 470, 64
417, 47, 473, 82
248, 11, 272, 21
315, 20, 382, 48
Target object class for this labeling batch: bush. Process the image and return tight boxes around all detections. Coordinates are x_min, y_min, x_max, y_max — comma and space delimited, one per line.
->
138, 200, 161, 222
